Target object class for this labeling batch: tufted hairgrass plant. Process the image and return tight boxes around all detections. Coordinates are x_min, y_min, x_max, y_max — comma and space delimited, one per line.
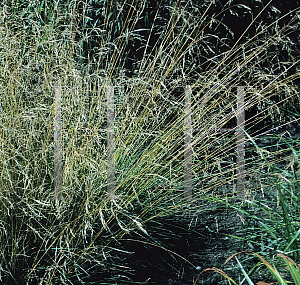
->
0, 0, 300, 284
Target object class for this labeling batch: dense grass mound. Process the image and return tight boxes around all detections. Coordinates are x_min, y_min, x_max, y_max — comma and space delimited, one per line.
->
0, 1, 299, 284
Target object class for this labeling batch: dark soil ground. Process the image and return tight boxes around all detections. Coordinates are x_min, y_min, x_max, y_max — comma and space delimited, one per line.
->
114, 202, 274, 285
119, 203, 256, 285
88, 196, 292, 285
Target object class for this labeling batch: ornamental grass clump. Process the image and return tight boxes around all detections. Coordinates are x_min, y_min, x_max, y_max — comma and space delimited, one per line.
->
0, 0, 299, 284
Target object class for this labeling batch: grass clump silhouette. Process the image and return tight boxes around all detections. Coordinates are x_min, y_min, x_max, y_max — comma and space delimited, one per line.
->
0, 0, 299, 284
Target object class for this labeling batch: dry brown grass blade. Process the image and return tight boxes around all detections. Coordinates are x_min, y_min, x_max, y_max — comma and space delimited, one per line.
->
223, 250, 273, 270
278, 252, 300, 273
193, 267, 237, 285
